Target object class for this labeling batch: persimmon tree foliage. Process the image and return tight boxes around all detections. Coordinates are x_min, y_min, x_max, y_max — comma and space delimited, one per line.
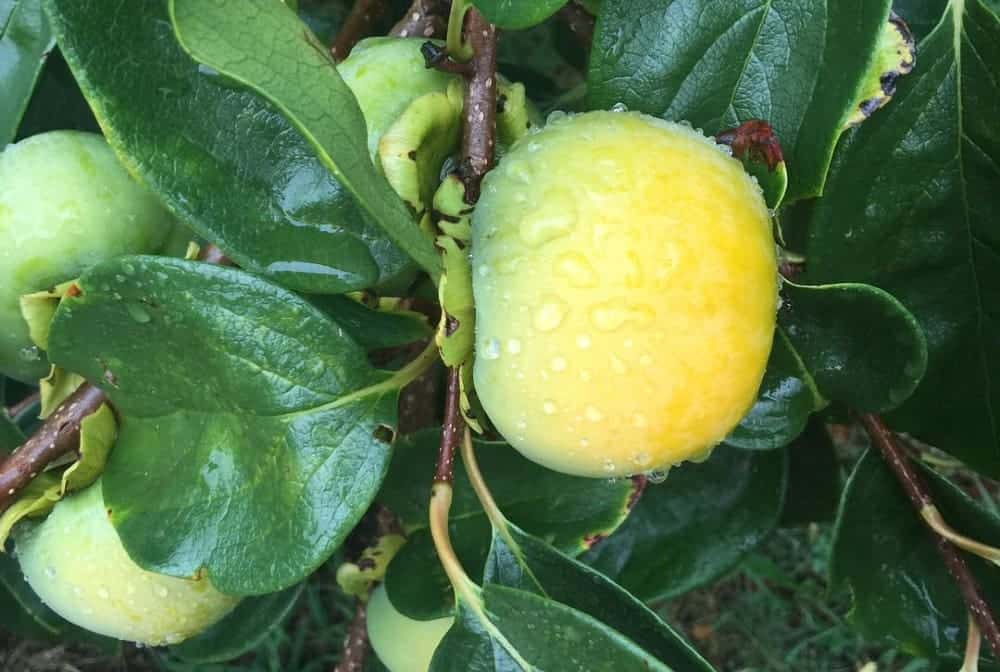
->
0, 0, 998, 669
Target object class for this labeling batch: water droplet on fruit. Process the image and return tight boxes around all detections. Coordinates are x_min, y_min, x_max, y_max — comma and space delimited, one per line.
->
543, 400, 558, 415
610, 354, 628, 375
639, 354, 653, 367
480, 337, 501, 360
546, 110, 568, 124
98, 588, 110, 600
603, 459, 617, 472
556, 253, 598, 288
576, 334, 592, 349
44, 566, 56, 579
504, 159, 532, 183
624, 251, 644, 288
647, 469, 670, 484
534, 301, 566, 332
610, 102, 629, 112
156, 586, 169, 598
126, 302, 151, 324
477, 264, 490, 277
632, 452, 652, 468
519, 208, 575, 247
585, 406, 603, 422
550, 356, 568, 372
590, 302, 628, 332
632, 413, 648, 428
506, 339, 522, 355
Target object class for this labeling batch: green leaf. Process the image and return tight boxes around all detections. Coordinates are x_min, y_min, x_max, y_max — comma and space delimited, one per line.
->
587, 0, 894, 201
170, 583, 304, 663
379, 429, 638, 619
309, 295, 432, 350
47, 257, 428, 595
471, 0, 568, 29
831, 449, 1000, 658
894, 0, 949, 40
0, 0, 53, 145
584, 445, 787, 600
801, 0, 1000, 475
44, 0, 412, 294
727, 328, 822, 450
169, 0, 441, 281
432, 520, 715, 671
0, 409, 23, 453
779, 281, 928, 413
778, 418, 841, 526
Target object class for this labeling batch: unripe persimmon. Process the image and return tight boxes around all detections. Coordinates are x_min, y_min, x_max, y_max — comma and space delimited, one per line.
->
472, 111, 777, 477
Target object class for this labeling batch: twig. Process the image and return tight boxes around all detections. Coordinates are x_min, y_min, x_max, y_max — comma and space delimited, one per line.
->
555, 1, 595, 49
390, 0, 449, 39
333, 600, 369, 672
859, 413, 1000, 658
0, 244, 230, 514
5, 392, 40, 420
330, 0, 389, 61
432, 8, 497, 483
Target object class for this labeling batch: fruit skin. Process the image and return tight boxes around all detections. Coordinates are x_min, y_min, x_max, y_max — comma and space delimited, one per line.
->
0, 131, 175, 382
16, 480, 239, 645
472, 111, 777, 478
367, 584, 454, 672
338, 37, 457, 160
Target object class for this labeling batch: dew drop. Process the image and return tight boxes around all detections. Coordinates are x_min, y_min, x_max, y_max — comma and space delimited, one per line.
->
72, 586, 82, 596
639, 354, 654, 367
506, 339, 522, 355
603, 459, 617, 473
480, 337, 502, 360
44, 566, 56, 579
576, 334, 592, 349
647, 469, 670, 484
610, 102, 629, 112
580, 370, 592, 382
504, 159, 532, 183
516, 419, 528, 431
632, 452, 652, 468
556, 253, 598, 288
550, 356, 568, 372
126, 302, 151, 324
519, 210, 574, 247
590, 303, 628, 332
624, 251, 644, 288
632, 413, 648, 428
610, 354, 628, 375
546, 110, 568, 125
533, 301, 566, 332
98, 588, 110, 600
156, 586, 169, 598
585, 406, 603, 422
580, 438, 591, 448
477, 264, 490, 278
542, 400, 559, 415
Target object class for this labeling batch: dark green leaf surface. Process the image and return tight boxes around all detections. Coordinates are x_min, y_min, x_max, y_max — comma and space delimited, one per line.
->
0, 0, 53, 145
778, 418, 841, 526
584, 445, 787, 600
171, 583, 304, 663
380, 429, 637, 619
485, 525, 715, 672
471, 0, 568, 29
309, 295, 431, 350
44, 0, 412, 294
169, 0, 441, 281
0, 410, 22, 453
587, 0, 892, 201
727, 328, 822, 450
802, 0, 1000, 474
47, 257, 412, 595
894, 0, 949, 40
779, 282, 927, 413
831, 449, 1000, 658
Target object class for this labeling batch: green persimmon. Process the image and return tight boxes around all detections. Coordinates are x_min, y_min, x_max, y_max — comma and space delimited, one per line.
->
0, 131, 176, 382
367, 584, 454, 672
16, 480, 239, 645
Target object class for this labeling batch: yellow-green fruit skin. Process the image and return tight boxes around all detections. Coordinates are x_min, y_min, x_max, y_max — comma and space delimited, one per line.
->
472, 111, 777, 478
0, 131, 175, 382
367, 585, 453, 672
338, 37, 456, 158
16, 481, 239, 645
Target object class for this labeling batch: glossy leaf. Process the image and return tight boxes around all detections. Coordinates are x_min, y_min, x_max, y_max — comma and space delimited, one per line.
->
584, 445, 787, 600
801, 0, 1000, 474
44, 0, 413, 294
779, 281, 927, 413
471, 0, 568, 29
309, 295, 432, 350
169, 0, 441, 280
727, 328, 822, 450
587, 0, 893, 201
0, 0, 53, 145
831, 449, 1000, 658
778, 418, 841, 526
380, 429, 638, 619
171, 583, 305, 663
47, 257, 422, 595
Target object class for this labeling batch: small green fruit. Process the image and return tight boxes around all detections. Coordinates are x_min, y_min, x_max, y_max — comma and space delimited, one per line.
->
367, 584, 454, 672
16, 480, 239, 645
0, 131, 176, 382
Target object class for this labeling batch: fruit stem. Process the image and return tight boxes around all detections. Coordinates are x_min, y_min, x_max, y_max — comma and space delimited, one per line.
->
333, 599, 370, 672
859, 412, 1000, 658
459, 427, 504, 530
429, 480, 479, 603
446, 0, 473, 62
961, 613, 982, 672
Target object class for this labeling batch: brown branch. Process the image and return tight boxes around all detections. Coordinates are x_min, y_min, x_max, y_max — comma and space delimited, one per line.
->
0, 244, 231, 514
330, 0, 389, 62
434, 368, 464, 483
555, 1, 595, 49
5, 392, 40, 420
859, 413, 1000, 658
333, 600, 369, 672
390, 0, 449, 39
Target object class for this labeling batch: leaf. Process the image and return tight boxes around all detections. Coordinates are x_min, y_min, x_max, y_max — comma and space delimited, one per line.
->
800, 0, 1000, 475
471, 0, 568, 29
831, 449, 1000, 658
894, 0, 949, 40
379, 429, 639, 619
44, 0, 412, 294
778, 418, 841, 526
308, 295, 432, 350
584, 445, 787, 600
779, 281, 928, 413
47, 257, 428, 595
0, 0, 53, 145
587, 0, 895, 201
170, 583, 304, 663
169, 0, 441, 281
431, 523, 715, 671
727, 328, 822, 450
0, 408, 23, 453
